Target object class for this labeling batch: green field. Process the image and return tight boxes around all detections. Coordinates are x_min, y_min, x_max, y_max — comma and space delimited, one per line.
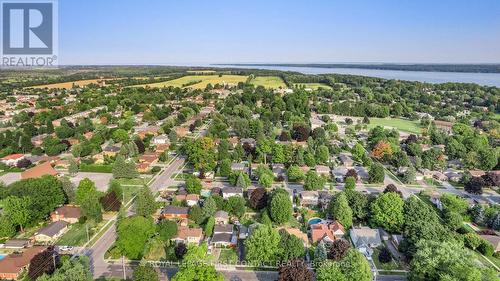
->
367, 117, 423, 134
294, 83, 332, 90
250, 76, 286, 88
134, 75, 248, 89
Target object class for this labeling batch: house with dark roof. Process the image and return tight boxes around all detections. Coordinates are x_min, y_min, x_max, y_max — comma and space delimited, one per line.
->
222, 187, 243, 199
160, 205, 189, 220
34, 221, 69, 243
350, 227, 382, 257
212, 224, 236, 247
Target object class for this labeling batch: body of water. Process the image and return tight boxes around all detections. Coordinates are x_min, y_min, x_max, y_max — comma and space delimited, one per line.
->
215, 65, 500, 87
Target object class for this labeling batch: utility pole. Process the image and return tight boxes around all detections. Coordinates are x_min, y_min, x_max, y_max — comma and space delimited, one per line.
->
86, 224, 90, 243
122, 255, 126, 280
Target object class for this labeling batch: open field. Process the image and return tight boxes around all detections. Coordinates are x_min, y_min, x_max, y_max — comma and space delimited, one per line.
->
29, 79, 110, 89
294, 83, 332, 90
367, 117, 423, 134
250, 76, 286, 88
186, 70, 216, 74
135, 75, 248, 89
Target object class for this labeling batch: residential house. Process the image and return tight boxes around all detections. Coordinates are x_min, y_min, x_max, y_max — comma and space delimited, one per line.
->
332, 167, 348, 183
103, 145, 120, 157
0, 246, 48, 280
212, 224, 237, 247
152, 135, 170, 145
315, 165, 330, 177
468, 170, 486, 178
240, 138, 256, 148
172, 226, 203, 245
311, 221, 345, 244
175, 126, 189, 138
0, 154, 25, 166
50, 205, 81, 224
34, 221, 69, 243
281, 227, 308, 246
350, 227, 382, 257
161, 205, 189, 220
432, 171, 447, 182
434, 120, 454, 134
214, 210, 229, 225
222, 187, 243, 199
3, 239, 32, 249
339, 154, 354, 167
300, 191, 319, 207
272, 164, 286, 178
176, 194, 199, 207
354, 166, 370, 181
230, 162, 247, 173
20, 161, 58, 179
318, 191, 333, 210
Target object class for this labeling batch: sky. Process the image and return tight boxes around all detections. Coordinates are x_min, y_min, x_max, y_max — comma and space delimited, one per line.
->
58, 0, 500, 65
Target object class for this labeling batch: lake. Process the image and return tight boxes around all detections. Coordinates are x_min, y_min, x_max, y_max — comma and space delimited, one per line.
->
215, 65, 500, 87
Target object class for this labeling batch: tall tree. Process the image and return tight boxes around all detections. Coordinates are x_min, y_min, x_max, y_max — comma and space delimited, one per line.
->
135, 186, 156, 217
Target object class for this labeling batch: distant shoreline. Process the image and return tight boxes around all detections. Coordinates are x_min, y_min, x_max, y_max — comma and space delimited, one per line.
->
215, 63, 500, 74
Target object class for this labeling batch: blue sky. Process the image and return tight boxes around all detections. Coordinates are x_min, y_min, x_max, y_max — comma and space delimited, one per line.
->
58, 0, 500, 65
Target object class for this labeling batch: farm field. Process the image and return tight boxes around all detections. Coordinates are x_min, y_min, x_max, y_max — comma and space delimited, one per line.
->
250, 76, 286, 88
367, 117, 423, 134
29, 78, 110, 89
294, 83, 332, 90
136, 75, 248, 89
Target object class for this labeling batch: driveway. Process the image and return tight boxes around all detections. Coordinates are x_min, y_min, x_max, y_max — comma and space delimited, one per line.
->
0, 172, 21, 185
70, 172, 113, 191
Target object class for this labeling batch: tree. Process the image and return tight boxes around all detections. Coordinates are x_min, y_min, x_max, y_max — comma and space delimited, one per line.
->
370, 192, 404, 233
175, 243, 187, 259
218, 159, 231, 177
107, 180, 124, 201
368, 163, 385, 183
236, 172, 250, 189
344, 190, 369, 222
328, 239, 351, 261
465, 176, 485, 195
287, 165, 305, 182
37, 256, 92, 281
463, 232, 482, 250
204, 217, 215, 237
278, 259, 314, 281
100, 191, 121, 212
328, 192, 353, 229
60, 177, 76, 203
315, 145, 329, 164
133, 263, 159, 281
370, 140, 393, 161
81, 192, 102, 222
314, 241, 328, 262
3, 196, 30, 232
173, 244, 223, 281
183, 137, 217, 173
189, 205, 204, 225
157, 219, 178, 241
202, 197, 217, 219
68, 157, 79, 175
317, 250, 372, 281
249, 187, 268, 210
403, 165, 416, 184
227, 196, 246, 218
383, 184, 402, 197
378, 247, 392, 263
135, 186, 156, 217
409, 240, 495, 281
440, 193, 468, 215
16, 158, 32, 168
112, 128, 129, 143
278, 230, 306, 261
351, 143, 365, 162
112, 155, 138, 179
259, 172, 274, 188
185, 175, 202, 194
0, 215, 15, 238
344, 177, 356, 191
304, 170, 326, 190
245, 224, 281, 263
28, 246, 59, 281
270, 190, 292, 224
116, 216, 155, 259
75, 178, 97, 205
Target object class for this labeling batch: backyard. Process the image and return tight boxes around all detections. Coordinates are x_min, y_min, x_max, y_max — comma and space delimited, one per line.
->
367, 117, 423, 134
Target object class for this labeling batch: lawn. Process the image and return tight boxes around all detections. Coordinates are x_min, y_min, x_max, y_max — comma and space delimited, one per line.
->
367, 117, 423, 134
56, 220, 107, 246
134, 75, 248, 89
250, 76, 286, 88
122, 184, 141, 203
144, 238, 166, 260
294, 83, 332, 90
218, 248, 238, 264
115, 178, 147, 186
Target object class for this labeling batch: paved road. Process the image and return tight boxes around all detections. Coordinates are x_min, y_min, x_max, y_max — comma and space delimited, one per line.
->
149, 156, 186, 192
